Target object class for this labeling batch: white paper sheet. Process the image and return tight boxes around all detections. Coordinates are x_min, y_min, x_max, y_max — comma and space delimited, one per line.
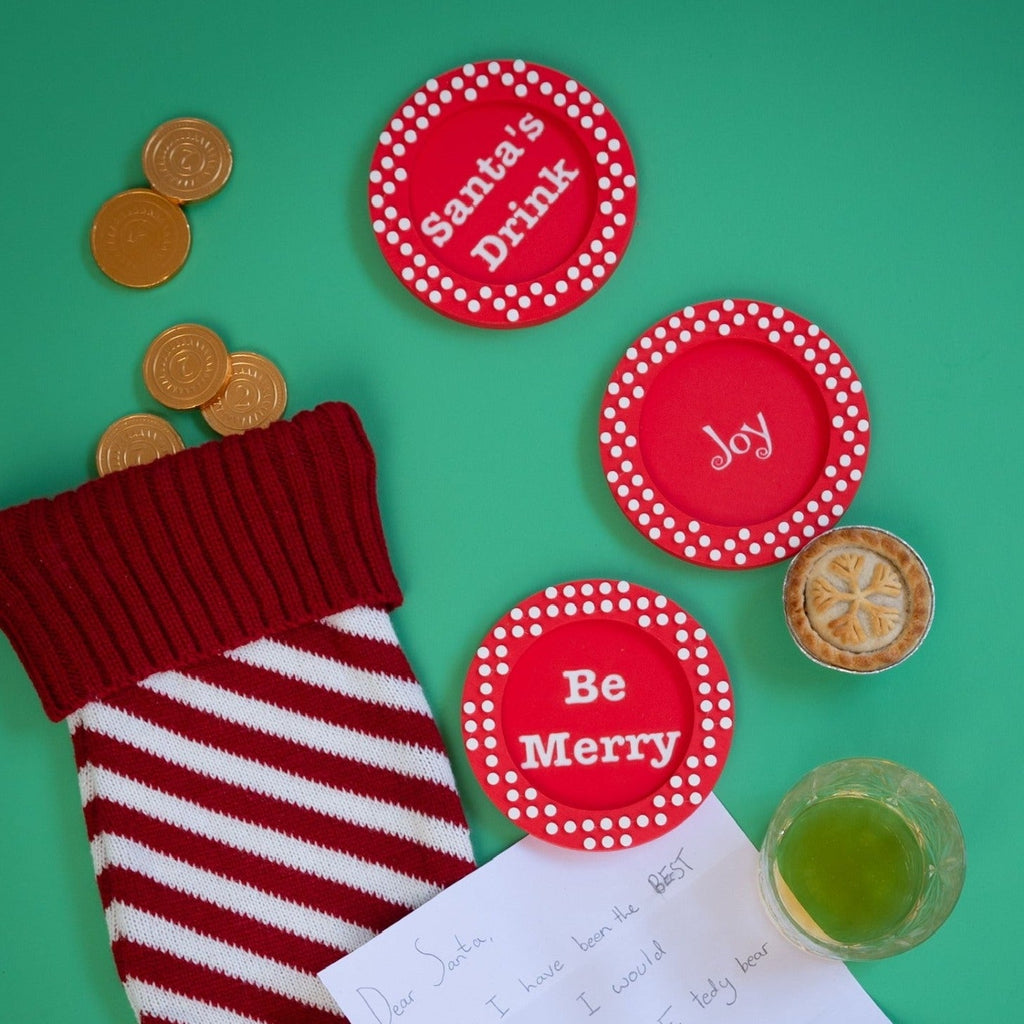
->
319, 794, 890, 1023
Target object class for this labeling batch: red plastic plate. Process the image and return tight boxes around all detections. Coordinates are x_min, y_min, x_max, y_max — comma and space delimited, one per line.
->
461, 580, 733, 851
599, 299, 870, 569
369, 59, 637, 328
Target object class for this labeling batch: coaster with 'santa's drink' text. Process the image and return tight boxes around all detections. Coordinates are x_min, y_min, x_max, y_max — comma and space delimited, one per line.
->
369, 59, 637, 328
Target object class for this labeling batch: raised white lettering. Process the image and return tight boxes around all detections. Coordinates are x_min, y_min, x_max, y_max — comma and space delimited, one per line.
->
470, 160, 580, 272
519, 731, 572, 769
518, 730, 682, 771
702, 411, 773, 470
469, 234, 507, 273
564, 669, 599, 705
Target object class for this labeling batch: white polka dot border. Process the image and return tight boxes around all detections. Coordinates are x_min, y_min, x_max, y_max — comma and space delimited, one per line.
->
598, 299, 870, 569
461, 580, 733, 851
369, 59, 637, 328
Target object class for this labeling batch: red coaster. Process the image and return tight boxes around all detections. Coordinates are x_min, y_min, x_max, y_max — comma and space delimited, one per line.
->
369, 59, 637, 328
599, 300, 870, 569
461, 580, 733, 851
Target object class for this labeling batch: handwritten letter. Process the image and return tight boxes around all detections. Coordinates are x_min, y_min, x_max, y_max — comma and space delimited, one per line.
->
319, 795, 890, 1024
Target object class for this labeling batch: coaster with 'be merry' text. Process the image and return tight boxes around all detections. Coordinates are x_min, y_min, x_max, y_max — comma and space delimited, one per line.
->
462, 580, 733, 851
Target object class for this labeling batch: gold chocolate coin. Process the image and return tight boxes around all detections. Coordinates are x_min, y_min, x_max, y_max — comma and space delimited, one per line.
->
200, 352, 287, 435
142, 117, 233, 203
96, 413, 185, 476
143, 323, 232, 410
90, 188, 191, 288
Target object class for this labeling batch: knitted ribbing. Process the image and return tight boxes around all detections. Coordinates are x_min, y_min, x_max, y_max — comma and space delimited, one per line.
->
0, 402, 402, 720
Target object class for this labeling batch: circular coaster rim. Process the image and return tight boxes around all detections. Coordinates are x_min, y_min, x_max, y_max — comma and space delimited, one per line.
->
598, 298, 871, 570
461, 579, 734, 851
369, 57, 638, 329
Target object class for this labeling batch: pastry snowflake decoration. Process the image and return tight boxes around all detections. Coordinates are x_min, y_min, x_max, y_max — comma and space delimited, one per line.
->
810, 553, 903, 647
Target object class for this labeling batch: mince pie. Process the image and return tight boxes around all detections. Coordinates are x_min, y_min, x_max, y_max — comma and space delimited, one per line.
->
784, 526, 933, 672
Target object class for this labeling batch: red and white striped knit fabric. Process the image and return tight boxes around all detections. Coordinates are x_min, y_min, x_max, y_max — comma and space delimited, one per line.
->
0, 403, 476, 1024
71, 606, 472, 1023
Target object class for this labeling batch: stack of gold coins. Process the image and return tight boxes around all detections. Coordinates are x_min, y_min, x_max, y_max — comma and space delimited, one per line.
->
142, 323, 233, 410
96, 325, 288, 476
199, 350, 289, 437
90, 117, 232, 289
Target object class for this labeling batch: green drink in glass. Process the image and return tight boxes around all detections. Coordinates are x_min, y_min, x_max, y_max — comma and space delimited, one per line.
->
759, 759, 965, 960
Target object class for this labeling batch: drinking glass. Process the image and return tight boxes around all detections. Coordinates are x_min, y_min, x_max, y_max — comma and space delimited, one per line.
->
758, 758, 965, 960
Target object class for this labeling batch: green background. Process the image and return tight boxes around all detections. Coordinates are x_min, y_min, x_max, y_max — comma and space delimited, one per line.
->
1, 2, 1020, 1021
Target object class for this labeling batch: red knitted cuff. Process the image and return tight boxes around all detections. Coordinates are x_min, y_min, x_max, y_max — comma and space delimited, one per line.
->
0, 402, 403, 721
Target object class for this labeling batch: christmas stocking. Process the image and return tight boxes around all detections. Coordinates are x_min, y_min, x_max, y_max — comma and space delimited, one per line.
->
0, 402, 476, 1024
